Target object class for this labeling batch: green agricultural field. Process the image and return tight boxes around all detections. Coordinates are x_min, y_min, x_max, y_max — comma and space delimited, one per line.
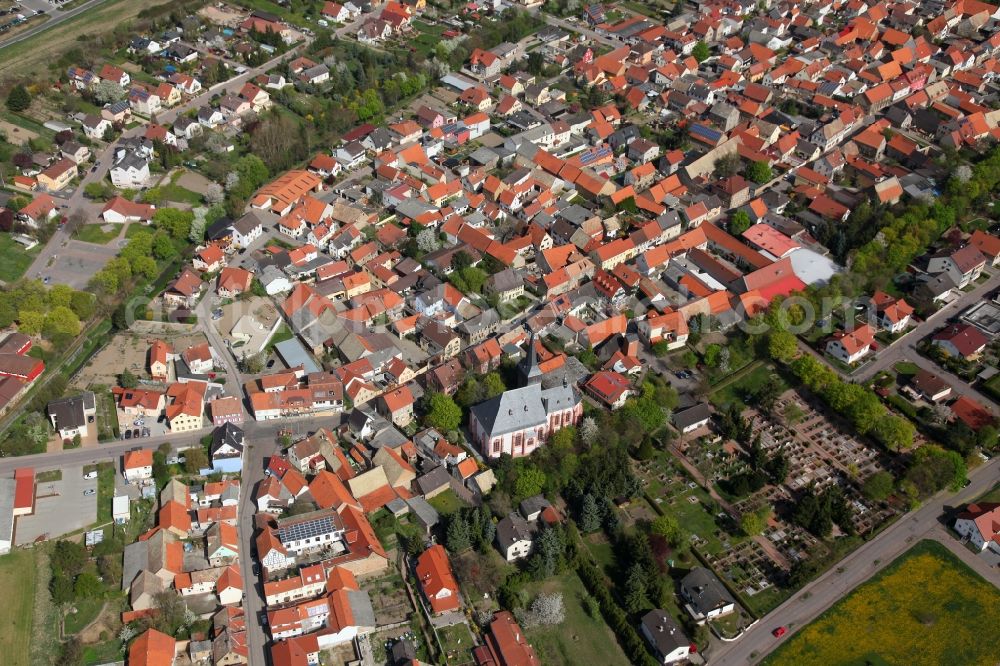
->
0, 549, 38, 666
764, 540, 1000, 665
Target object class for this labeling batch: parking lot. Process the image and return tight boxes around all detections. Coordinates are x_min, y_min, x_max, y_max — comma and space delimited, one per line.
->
37, 239, 118, 290
15, 465, 97, 544
116, 412, 169, 442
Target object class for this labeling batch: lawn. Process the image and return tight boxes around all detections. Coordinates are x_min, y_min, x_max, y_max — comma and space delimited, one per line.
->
94, 462, 116, 525
82, 639, 122, 665
523, 572, 629, 666
428, 489, 467, 516
763, 540, 1000, 666
125, 223, 153, 239
0, 549, 37, 666
411, 19, 446, 56
435, 622, 475, 666
75, 224, 121, 245
267, 323, 295, 352
709, 362, 781, 410
0, 232, 41, 282
893, 361, 919, 376
63, 597, 105, 635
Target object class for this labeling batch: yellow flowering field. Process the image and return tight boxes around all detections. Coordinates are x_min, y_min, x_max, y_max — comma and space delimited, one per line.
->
764, 540, 1000, 665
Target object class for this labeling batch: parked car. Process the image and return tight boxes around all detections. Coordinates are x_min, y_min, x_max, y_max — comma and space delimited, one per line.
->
772, 627, 787, 638
83, 489, 95, 496
124, 430, 132, 439
132, 429, 140, 438
83, 471, 97, 480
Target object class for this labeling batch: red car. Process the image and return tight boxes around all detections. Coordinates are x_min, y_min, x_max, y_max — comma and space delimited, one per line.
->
772, 626, 788, 638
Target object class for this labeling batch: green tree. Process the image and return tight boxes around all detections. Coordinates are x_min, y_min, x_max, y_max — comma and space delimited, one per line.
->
578, 493, 601, 533
425, 392, 462, 432
768, 330, 797, 362
728, 209, 752, 236
513, 466, 546, 500
119, 369, 138, 389
131, 256, 158, 280
445, 515, 472, 552
874, 414, 915, 451
692, 41, 710, 63
69, 291, 95, 321
746, 160, 773, 183
482, 372, 506, 400
50, 574, 74, 604
17, 310, 44, 336
73, 572, 104, 599
739, 505, 772, 536
861, 471, 894, 501
47, 284, 73, 308
183, 447, 208, 474
6, 84, 30, 112
623, 563, 649, 614
650, 513, 684, 546
634, 437, 655, 460
152, 233, 177, 260
51, 540, 87, 578
152, 208, 194, 240
42, 306, 81, 343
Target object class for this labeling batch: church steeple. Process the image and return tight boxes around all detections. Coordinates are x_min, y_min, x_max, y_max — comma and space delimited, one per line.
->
518, 332, 544, 386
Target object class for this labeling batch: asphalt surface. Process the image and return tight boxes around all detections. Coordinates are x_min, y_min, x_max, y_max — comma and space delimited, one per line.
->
853, 270, 1000, 386
710, 456, 1000, 665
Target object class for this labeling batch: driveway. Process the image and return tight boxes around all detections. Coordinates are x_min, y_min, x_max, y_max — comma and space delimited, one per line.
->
15, 465, 97, 544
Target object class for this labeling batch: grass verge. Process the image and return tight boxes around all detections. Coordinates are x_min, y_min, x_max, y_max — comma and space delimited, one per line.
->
0, 549, 38, 666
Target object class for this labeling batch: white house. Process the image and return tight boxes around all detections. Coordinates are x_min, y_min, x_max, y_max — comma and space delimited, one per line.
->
954, 503, 1000, 554
109, 153, 151, 188
672, 403, 712, 435
825, 324, 875, 365
927, 245, 987, 288
257, 530, 294, 572
123, 450, 154, 483
275, 509, 345, 557
231, 211, 267, 250
335, 141, 367, 169
680, 567, 736, 623
641, 610, 692, 664
870, 291, 913, 334
495, 514, 533, 562
46, 392, 96, 441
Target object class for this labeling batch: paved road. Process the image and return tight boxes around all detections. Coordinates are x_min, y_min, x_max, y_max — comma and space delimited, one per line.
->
532, 10, 616, 47
195, 293, 247, 409
0, 0, 111, 50
710, 456, 1000, 665
236, 431, 282, 666
0, 411, 340, 475
852, 270, 1000, 386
